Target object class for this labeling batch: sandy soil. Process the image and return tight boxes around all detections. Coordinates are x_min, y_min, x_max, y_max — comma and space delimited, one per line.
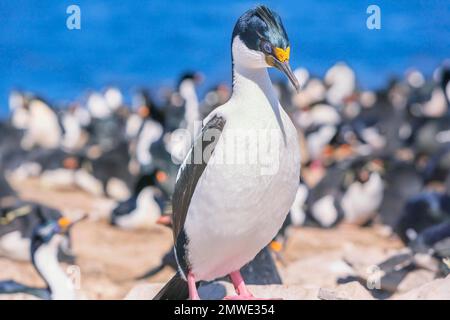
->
0, 179, 404, 299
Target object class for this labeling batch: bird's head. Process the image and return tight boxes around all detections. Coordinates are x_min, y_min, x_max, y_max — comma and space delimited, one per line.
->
232, 5, 300, 91
30, 215, 86, 260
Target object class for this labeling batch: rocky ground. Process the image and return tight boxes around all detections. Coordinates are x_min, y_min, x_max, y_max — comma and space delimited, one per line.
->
1, 179, 449, 300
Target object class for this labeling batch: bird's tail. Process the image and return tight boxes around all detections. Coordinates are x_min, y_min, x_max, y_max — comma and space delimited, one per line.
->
153, 272, 189, 300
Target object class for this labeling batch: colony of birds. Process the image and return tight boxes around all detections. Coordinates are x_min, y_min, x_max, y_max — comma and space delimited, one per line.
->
1, 6, 450, 300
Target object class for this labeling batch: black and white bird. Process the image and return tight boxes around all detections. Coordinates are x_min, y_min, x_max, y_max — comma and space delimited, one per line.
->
0, 216, 83, 300
178, 72, 202, 136
110, 169, 170, 230
2, 92, 65, 180
378, 159, 424, 228
154, 6, 300, 300
73, 142, 134, 201
18, 95, 63, 151
0, 202, 74, 263
409, 220, 450, 276
395, 191, 450, 244
307, 157, 384, 227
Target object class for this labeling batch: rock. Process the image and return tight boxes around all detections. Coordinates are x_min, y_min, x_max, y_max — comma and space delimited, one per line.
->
125, 283, 163, 300
343, 245, 397, 270
125, 281, 319, 300
199, 282, 319, 300
0, 292, 40, 300
393, 275, 450, 300
318, 288, 347, 300
281, 251, 355, 288
345, 248, 436, 294
318, 282, 374, 300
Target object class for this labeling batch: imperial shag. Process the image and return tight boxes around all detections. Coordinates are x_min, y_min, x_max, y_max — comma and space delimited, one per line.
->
154, 6, 300, 300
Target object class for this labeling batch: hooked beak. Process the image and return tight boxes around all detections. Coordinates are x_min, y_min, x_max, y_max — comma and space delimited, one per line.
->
273, 60, 300, 93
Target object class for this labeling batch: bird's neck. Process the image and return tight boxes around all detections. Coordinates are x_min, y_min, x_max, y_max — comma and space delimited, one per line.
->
231, 63, 279, 110
33, 244, 76, 300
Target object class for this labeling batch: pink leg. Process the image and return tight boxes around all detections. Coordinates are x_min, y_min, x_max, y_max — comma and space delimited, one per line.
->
188, 272, 200, 300
224, 270, 282, 300
223, 271, 254, 300
231, 271, 254, 297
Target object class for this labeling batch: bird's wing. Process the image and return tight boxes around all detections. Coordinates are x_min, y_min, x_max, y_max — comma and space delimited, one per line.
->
172, 115, 226, 241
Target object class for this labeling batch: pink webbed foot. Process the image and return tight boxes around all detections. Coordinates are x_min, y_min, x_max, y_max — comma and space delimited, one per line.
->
223, 270, 283, 300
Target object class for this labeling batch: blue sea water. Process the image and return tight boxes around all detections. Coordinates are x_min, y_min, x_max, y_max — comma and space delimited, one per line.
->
0, 0, 449, 116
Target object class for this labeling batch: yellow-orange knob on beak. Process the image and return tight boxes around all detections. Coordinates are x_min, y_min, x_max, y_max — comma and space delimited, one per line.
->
58, 217, 71, 229
274, 46, 290, 63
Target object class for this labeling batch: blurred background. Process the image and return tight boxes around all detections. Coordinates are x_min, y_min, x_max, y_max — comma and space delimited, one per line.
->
1, 1, 450, 300
1, 0, 450, 115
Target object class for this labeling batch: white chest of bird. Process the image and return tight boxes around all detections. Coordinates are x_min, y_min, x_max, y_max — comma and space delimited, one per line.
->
341, 172, 384, 225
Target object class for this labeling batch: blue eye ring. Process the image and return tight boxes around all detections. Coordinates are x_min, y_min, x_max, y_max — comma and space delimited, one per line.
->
262, 41, 272, 54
